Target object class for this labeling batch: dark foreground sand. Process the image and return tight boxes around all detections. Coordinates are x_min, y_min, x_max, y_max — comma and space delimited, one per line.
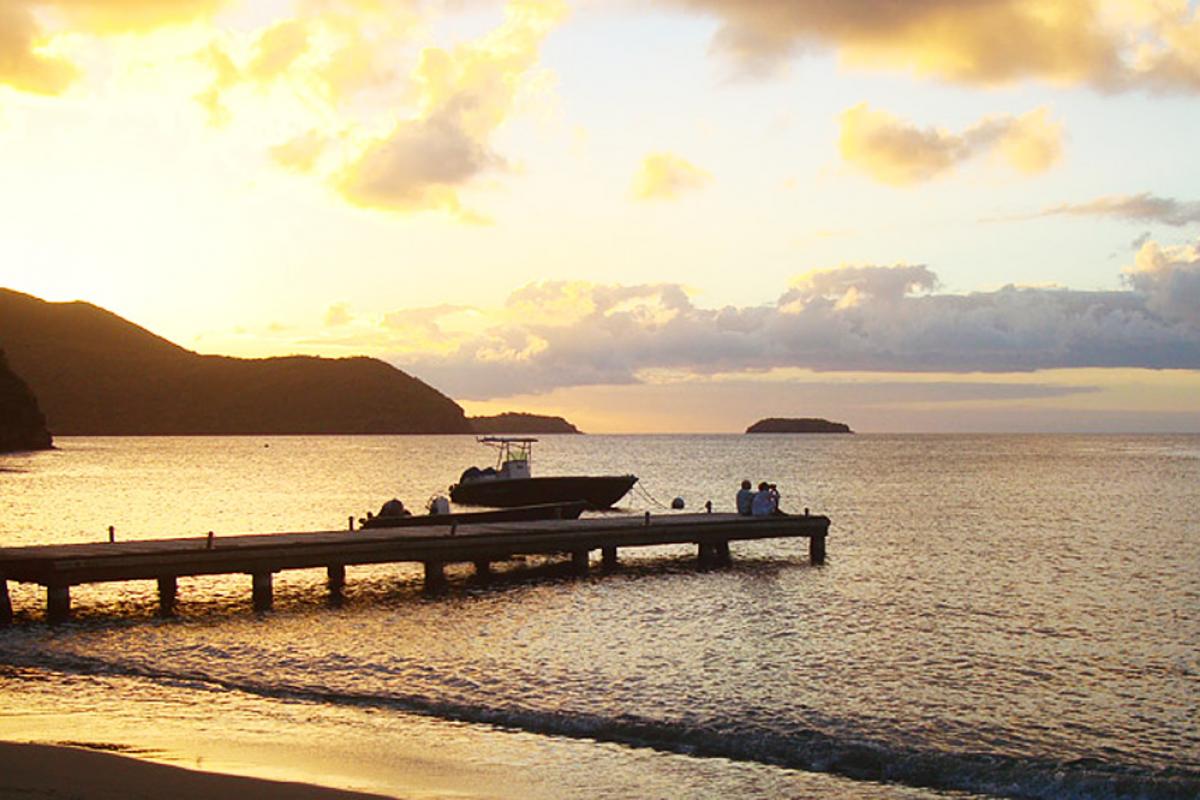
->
0, 742, 395, 800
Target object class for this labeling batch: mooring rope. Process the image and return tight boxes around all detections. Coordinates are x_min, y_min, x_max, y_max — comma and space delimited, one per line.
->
633, 480, 673, 510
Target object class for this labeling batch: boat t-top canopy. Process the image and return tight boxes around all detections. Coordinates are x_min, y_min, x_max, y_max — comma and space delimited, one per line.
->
477, 437, 536, 470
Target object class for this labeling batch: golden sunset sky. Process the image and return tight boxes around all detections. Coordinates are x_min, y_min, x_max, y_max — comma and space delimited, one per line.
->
2, 0, 1199, 431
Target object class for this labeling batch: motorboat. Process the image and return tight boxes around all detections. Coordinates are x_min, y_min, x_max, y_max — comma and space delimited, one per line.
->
449, 437, 637, 509
359, 499, 587, 530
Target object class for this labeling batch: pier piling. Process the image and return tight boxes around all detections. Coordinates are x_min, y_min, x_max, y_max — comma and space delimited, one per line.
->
157, 576, 178, 617
424, 561, 447, 594
810, 534, 826, 565
251, 571, 273, 612
601, 546, 618, 569
47, 584, 70, 624
473, 560, 492, 581
327, 564, 346, 592
0, 577, 11, 626
571, 549, 590, 575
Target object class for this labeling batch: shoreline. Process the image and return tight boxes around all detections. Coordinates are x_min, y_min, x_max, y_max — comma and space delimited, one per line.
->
0, 741, 398, 800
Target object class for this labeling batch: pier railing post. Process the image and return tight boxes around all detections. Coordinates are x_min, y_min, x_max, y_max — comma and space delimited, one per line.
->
0, 576, 11, 626
157, 576, 178, 617
252, 571, 273, 612
47, 584, 70, 624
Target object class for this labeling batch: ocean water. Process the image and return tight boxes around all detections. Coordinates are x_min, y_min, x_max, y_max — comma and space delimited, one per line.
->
0, 434, 1197, 800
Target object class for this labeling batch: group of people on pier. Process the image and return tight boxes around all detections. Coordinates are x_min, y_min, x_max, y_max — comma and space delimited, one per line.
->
735, 480, 786, 516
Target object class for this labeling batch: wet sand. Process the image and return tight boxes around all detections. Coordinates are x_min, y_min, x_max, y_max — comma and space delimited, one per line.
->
0, 742, 396, 800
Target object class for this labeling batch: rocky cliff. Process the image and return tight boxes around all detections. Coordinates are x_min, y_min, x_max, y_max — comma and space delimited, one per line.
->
0, 349, 53, 452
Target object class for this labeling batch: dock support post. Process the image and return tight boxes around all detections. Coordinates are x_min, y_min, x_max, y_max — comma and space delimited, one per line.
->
157, 576, 178, 617
0, 577, 11, 626
601, 546, 618, 569
697, 542, 715, 567
327, 564, 346, 592
810, 534, 826, 565
252, 572, 273, 612
715, 540, 732, 567
571, 550, 589, 575
424, 561, 447, 594
473, 560, 492, 582
47, 584, 70, 624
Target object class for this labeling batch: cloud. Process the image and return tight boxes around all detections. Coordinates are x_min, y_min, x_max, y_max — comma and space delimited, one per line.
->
839, 104, 1063, 185
336, 0, 567, 218
632, 153, 713, 200
659, 0, 1200, 91
0, 2, 77, 94
270, 130, 330, 172
0, 0, 227, 95
324, 302, 353, 327
392, 246, 1200, 399
1027, 193, 1200, 227
247, 20, 310, 83
1124, 239, 1200, 326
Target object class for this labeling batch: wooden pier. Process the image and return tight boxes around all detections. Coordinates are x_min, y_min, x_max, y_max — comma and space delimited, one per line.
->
0, 512, 830, 624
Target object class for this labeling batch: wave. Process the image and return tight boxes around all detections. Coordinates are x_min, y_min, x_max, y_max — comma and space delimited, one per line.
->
6, 648, 1198, 800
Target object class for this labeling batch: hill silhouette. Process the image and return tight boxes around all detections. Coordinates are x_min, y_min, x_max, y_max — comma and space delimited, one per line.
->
470, 412, 581, 434
0, 348, 53, 451
746, 417, 853, 434
0, 289, 472, 435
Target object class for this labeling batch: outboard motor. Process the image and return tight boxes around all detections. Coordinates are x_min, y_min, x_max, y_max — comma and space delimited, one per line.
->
429, 496, 451, 515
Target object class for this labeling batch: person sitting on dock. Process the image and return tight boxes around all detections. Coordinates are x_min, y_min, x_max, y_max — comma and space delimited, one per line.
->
378, 498, 411, 518
736, 480, 755, 516
751, 482, 787, 516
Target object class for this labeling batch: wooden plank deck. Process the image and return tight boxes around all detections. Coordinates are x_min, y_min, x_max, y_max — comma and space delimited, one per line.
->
0, 512, 830, 624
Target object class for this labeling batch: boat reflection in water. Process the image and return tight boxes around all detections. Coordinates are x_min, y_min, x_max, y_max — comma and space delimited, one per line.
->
450, 437, 637, 509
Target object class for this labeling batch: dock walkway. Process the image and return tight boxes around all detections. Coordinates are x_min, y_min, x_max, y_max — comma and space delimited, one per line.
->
0, 512, 830, 624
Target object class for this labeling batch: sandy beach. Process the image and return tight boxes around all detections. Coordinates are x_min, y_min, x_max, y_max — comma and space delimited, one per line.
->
0, 742, 395, 800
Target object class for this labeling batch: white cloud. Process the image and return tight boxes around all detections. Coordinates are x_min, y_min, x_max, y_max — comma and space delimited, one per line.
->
396, 247, 1200, 399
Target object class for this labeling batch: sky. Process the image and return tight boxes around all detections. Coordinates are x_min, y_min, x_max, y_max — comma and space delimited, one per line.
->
1, 0, 1199, 432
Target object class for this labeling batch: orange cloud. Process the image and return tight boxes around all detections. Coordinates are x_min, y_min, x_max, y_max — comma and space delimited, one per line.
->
337, 0, 567, 219
0, 2, 77, 94
632, 153, 712, 200
0, 0, 227, 94
664, 0, 1200, 90
839, 104, 1063, 186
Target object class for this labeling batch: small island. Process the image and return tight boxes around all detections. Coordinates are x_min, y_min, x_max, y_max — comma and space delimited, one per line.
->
746, 417, 853, 434
470, 412, 582, 434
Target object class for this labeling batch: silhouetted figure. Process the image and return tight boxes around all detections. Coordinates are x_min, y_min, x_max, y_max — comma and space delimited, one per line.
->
378, 498, 410, 518
736, 479, 755, 516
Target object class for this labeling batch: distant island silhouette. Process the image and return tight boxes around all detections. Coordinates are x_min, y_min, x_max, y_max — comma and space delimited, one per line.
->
746, 418, 853, 434
0, 289, 473, 435
470, 412, 581, 434
0, 348, 53, 452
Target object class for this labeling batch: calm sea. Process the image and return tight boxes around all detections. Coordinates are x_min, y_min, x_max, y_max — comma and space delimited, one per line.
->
1, 435, 1197, 799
